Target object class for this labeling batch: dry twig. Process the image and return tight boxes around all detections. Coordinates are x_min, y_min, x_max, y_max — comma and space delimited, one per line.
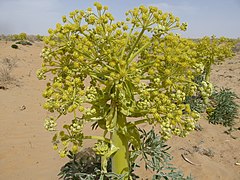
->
181, 154, 201, 166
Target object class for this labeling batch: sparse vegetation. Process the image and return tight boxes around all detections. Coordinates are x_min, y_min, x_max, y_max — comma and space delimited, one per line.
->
0, 33, 44, 42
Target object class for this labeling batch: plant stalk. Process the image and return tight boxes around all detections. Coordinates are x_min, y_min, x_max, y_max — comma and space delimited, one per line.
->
111, 112, 129, 179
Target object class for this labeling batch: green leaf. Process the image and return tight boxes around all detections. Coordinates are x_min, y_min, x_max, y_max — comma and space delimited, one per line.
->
106, 107, 117, 131
127, 123, 141, 150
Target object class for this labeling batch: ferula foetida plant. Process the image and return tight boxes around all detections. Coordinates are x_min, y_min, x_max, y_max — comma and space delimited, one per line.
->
37, 2, 208, 178
196, 35, 235, 82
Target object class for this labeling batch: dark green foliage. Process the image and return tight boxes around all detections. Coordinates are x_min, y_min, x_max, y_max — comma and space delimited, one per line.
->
16, 40, 32, 45
207, 88, 239, 127
153, 170, 193, 180
59, 148, 101, 179
11, 44, 18, 49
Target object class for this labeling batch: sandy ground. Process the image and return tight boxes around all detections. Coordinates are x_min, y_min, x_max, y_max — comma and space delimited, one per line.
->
0, 41, 239, 180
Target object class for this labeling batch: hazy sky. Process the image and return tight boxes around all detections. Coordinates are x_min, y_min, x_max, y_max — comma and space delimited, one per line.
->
0, 0, 239, 38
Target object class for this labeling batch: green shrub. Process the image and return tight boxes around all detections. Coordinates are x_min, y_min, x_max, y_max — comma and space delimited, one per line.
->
19, 32, 27, 40
132, 129, 193, 180
207, 88, 239, 127
11, 44, 18, 49
16, 40, 32, 45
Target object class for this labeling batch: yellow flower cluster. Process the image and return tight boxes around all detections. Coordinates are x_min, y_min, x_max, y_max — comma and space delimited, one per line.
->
38, 3, 216, 155
44, 116, 57, 131
52, 118, 84, 157
93, 141, 109, 156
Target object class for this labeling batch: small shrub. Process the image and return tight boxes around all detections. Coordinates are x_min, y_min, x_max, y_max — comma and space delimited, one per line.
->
132, 129, 193, 180
11, 44, 18, 49
16, 40, 32, 46
207, 88, 239, 127
18, 32, 27, 40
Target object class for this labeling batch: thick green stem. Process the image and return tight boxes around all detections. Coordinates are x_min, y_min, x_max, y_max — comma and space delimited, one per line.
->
111, 112, 129, 178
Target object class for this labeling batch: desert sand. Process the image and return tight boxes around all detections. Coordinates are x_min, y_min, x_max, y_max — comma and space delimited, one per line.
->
0, 41, 239, 180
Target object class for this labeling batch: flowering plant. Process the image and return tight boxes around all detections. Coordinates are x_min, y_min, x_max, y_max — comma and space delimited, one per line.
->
37, 2, 210, 178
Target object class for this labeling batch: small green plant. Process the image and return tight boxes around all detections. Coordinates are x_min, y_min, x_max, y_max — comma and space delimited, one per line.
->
131, 129, 193, 180
11, 44, 18, 49
207, 88, 239, 127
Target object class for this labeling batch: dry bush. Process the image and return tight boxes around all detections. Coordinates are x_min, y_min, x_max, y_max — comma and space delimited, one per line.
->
0, 67, 15, 83
2, 57, 17, 70
0, 57, 18, 88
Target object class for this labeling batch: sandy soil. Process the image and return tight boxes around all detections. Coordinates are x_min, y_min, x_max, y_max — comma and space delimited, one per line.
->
0, 41, 239, 180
